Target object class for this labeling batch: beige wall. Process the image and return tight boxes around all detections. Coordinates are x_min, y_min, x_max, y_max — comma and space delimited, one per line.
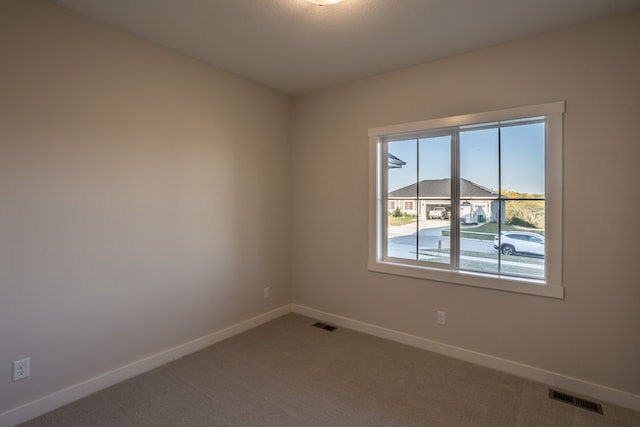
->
291, 10, 640, 396
0, 0, 291, 413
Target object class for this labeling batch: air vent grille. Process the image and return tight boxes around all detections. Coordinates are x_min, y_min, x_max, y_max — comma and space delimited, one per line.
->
312, 322, 337, 331
549, 389, 603, 414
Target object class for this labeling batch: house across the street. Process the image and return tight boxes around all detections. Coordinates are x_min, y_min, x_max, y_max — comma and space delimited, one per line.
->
388, 178, 505, 223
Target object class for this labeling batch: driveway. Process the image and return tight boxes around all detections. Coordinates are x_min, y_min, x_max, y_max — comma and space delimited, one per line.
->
388, 220, 495, 254
385, 221, 543, 276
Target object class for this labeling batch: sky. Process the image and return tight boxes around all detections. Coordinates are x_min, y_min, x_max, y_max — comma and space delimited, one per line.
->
388, 122, 545, 195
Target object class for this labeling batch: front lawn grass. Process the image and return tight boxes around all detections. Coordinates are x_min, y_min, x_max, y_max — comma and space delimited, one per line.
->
388, 217, 417, 227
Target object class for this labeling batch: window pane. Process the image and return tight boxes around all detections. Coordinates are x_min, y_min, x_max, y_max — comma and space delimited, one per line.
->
417, 136, 451, 264
458, 199, 499, 274
387, 140, 417, 260
460, 128, 499, 195
501, 123, 545, 199
459, 128, 501, 273
497, 200, 545, 279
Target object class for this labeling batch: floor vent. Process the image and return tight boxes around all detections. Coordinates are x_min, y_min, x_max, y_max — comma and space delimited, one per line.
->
312, 322, 337, 332
549, 389, 603, 414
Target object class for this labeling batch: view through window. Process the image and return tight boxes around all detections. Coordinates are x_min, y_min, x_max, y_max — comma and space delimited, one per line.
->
370, 102, 564, 298
387, 120, 545, 278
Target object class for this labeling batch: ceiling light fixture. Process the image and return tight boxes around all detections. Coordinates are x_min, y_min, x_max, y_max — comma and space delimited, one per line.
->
307, 0, 345, 5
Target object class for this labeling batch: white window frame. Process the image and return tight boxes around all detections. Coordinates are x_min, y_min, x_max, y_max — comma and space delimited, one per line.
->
368, 102, 564, 299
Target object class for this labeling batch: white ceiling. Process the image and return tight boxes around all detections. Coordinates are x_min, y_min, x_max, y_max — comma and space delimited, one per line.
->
49, 0, 640, 95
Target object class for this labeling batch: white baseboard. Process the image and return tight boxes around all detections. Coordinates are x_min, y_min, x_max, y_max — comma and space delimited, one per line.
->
291, 304, 640, 412
0, 304, 292, 427
3, 302, 637, 426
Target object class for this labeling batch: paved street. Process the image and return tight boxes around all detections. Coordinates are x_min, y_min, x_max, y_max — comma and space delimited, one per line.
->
388, 220, 495, 256
386, 220, 543, 276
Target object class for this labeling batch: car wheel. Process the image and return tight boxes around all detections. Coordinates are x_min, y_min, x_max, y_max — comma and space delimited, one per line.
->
501, 245, 515, 255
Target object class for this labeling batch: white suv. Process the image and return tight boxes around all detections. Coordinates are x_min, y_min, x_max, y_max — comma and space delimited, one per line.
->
493, 231, 544, 257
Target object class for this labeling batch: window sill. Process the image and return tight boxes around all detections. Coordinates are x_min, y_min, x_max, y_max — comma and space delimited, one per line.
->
368, 259, 564, 299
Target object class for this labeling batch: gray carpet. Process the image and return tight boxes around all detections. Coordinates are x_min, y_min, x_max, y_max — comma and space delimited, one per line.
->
20, 313, 640, 426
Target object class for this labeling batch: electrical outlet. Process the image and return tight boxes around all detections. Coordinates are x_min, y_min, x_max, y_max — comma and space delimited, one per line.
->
264, 287, 270, 299
12, 358, 30, 382
436, 311, 446, 325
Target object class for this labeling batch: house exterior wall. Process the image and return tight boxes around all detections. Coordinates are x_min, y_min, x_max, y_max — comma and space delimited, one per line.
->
388, 199, 501, 223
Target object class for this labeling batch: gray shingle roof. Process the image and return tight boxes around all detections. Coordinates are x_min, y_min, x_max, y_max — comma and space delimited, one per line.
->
388, 178, 499, 199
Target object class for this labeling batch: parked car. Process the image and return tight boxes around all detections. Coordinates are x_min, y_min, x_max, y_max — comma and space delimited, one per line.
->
428, 207, 449, 220
493, 231, 544, 257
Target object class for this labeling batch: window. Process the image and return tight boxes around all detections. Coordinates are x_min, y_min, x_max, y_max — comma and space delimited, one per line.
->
368, 102, 564, 298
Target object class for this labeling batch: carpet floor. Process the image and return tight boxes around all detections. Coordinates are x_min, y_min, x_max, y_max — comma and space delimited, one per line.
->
20, 313, 640, 426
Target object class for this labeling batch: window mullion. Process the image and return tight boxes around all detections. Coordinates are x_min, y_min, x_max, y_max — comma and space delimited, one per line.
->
415, 139, 419, 261
497, 127, 502, 273
451, 131, 460, 268
380, 141, 389, 261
